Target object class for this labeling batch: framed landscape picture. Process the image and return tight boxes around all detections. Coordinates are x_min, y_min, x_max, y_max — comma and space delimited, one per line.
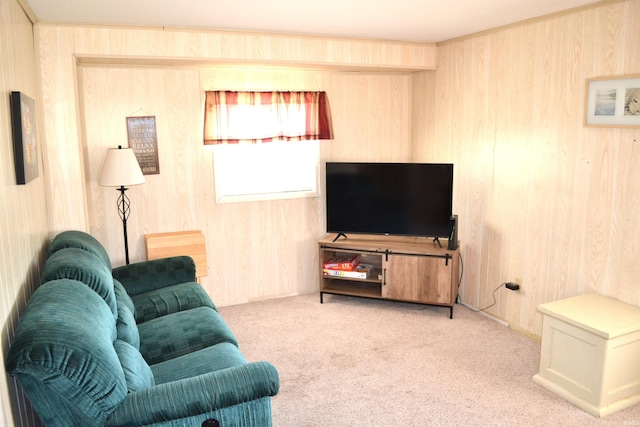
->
10, 91, 39, 185
585, 75, 640, 127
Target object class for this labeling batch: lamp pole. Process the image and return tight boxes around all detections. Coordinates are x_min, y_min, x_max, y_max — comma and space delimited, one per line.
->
116, 185, 132, 264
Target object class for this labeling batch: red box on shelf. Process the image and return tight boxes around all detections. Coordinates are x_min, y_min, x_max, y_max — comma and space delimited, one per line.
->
322, 254, 360, 271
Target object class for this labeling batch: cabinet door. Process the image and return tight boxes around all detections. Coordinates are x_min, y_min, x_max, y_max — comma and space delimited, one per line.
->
382, 255, 453, 304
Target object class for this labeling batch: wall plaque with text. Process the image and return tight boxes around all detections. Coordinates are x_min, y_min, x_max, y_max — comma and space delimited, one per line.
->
126, 116, 160, 175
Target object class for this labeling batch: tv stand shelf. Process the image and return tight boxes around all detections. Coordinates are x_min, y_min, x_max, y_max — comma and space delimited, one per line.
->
318, 234, 460, 318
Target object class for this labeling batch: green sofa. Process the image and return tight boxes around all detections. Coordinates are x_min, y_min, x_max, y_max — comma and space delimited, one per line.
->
5, 230, 279, 427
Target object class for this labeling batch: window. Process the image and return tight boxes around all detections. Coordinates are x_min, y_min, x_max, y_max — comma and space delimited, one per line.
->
212, 140, 319, 203
204, 91, 333, 203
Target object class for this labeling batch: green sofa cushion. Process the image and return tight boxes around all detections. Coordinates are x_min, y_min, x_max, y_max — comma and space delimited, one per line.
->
138, 307, 238, 365
6, 280, 126, 426
113, 280, 140, 348
113, 279, 135, 314
115, 301, 140, 349
151, 342, 247, 384
112, 256, 197, 296
113, 340, 155, 392
41, 247, 117, 318
48, 229, 112, 269
131, 281, 217, 323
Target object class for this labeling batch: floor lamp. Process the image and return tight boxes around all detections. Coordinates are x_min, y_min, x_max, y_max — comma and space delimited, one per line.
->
99, 145, 145, 264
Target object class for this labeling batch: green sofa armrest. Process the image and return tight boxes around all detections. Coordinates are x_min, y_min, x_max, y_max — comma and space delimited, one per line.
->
106, 361, 279, 427
112, 256, 197, 296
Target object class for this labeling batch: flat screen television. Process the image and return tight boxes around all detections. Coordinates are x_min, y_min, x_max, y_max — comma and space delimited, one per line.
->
325, 162, 453, 239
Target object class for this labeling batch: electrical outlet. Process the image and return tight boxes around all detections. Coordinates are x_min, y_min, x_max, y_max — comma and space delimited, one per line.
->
515, 276, 523, 293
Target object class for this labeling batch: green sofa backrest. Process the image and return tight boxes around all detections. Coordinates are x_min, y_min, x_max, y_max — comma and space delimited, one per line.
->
6, 280, 128, 426
48, 230, 113, 269
41, 247, 118, 319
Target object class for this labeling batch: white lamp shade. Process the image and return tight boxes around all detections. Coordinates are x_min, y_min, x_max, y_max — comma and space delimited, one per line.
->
98, 146, 145, 187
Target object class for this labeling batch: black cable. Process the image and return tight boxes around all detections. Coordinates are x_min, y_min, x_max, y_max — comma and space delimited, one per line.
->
471, 283, 508, 312
456, 251, 464, 304
458, 251, 464, 288
454, 247, 508, 312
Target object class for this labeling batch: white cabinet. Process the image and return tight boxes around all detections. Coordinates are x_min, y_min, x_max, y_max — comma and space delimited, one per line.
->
533, 293, 640, 417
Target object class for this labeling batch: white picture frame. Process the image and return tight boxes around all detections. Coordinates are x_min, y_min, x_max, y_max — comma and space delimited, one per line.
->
585, 75, 640, 127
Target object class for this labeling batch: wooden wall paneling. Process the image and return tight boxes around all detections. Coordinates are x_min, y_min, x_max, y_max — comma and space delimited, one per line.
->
596, 2, 627, 76
77, 67, 108, 244
582, 2, 627, 298
427, 19, 471, 322
322, 72, 412, 162
571, 10, 598, 300
271, 199, 299, 298
432, 0, 640, 336
347, 74, 372, 159
73, 26, 167, 57
583, 5, 619, 296
469, 35, 494, 315
552, 12, 589, 308
80, 66, 203, 266
219, 203, 249, 303
235, 202, 263, 300
409, 71, 436, 162
164, 27, 437, 71
324, 73, 357, 160
387, 74, 412, 159
458, 35, 479, 311
583, 129, 617, 296
304, 192, 325, 294
609, 132, 640, 302
597, 3, 640, 304
614, 131, 640, 304
301, 197, 322, 295
188, 98, 219, 301
486, 28, 518, 321
1, 0, 50, 424
68, 24, 438, 71
36, 25, 89, 235
624, 0, 640, 68
502, 25, 535, 324
524, 19, 561, 330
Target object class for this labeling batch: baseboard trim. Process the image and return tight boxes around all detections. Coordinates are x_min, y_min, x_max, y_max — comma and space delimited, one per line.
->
459, 301, 510, 328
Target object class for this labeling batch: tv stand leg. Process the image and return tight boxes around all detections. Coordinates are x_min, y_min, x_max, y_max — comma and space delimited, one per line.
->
320, 292, 324, 304
332, 233, 347, 242
449, 306, 453, 319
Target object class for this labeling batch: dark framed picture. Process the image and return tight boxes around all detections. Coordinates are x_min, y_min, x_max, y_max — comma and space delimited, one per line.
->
585, 75, 640, 127
10, 91, 39, 184
126, 116, 160, 175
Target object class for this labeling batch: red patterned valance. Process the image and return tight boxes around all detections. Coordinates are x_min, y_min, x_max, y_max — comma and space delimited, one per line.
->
203, 91, 334, 144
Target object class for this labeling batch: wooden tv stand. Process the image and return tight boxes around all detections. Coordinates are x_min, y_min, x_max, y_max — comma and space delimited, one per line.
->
318, 234, 460, 318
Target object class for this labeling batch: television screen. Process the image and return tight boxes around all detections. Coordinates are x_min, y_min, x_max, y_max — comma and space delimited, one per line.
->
326, 162, 453, 238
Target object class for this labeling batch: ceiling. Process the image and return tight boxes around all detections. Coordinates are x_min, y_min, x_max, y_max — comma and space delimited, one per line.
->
23, 0, 606, 43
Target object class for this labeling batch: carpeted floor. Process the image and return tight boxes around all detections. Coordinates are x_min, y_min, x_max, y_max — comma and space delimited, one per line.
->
218, 293, 640, 426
